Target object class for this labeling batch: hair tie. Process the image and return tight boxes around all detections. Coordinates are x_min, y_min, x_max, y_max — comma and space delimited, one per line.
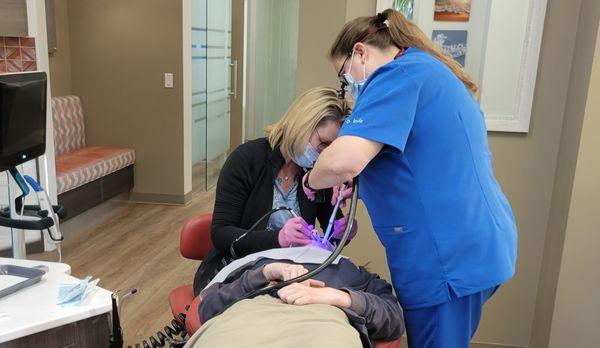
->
376, 12, 387, 24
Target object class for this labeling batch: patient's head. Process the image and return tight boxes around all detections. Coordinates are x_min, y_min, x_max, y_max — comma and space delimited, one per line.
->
266, 86, 352, 166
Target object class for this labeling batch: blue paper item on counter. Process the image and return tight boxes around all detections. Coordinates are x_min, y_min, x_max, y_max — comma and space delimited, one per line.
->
56, 276, 99, 306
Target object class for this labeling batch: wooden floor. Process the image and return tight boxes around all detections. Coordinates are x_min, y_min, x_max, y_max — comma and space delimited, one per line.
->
29, 189, 216, 346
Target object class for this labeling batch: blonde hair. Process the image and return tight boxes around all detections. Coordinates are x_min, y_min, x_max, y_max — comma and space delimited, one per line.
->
329, 8, 478, 94
267, 87, 351, 160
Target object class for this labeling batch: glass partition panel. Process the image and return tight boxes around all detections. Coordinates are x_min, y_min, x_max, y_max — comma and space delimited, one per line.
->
191, 0, 231, 191
244, 0, 299, 141
191, 0, 208, 191
206, 0, 232, 189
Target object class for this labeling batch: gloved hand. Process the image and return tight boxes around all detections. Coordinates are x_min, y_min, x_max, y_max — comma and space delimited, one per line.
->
278, 217, 313, 247
302, 171, 317, 201
331, 183, 353, 208
331, 216, 358, 241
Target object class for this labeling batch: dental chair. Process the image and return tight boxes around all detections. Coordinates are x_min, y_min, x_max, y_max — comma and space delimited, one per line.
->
168, 213, 401, 348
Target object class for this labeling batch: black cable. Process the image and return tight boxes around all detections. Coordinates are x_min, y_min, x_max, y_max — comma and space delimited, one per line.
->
127, 313, 187, 348
229, 206, 293, 258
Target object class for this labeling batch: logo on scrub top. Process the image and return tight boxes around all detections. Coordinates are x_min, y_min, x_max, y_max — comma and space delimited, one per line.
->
345, 117, 364, 125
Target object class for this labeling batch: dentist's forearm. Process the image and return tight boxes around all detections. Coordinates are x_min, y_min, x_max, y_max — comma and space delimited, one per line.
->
308, 135, 383, 189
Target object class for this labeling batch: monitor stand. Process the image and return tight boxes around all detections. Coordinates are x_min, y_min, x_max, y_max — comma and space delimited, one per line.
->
5, 168, 29, 259
2, 167, 65, 259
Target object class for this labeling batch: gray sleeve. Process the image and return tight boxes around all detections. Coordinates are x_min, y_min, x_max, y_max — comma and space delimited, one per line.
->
199, 266, 270, 323
342, 273, 405, 341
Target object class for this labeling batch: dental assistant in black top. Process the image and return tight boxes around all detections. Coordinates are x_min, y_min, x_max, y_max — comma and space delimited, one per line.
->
302, 9, 517, 348
193, 87, 357, 295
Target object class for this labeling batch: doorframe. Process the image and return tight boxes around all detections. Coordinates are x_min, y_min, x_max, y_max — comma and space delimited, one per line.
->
182, 0, 192, 194
230, 0, 245, 150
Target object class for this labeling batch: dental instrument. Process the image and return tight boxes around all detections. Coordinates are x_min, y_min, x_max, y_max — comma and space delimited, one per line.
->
290, 209, 327, 246
322, 183, 347, 244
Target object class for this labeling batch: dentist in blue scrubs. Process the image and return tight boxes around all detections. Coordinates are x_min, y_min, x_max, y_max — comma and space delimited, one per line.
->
302, 9, 517, 348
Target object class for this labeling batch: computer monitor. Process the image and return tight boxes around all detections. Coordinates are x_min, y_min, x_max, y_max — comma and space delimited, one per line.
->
0, 72, 47, 172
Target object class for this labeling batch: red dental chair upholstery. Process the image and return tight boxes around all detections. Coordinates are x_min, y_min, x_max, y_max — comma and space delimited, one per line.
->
168, 213, 401, 348
168, 213, 212, 335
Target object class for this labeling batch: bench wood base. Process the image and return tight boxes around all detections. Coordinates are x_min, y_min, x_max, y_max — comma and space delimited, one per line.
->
58, 165, 134, 221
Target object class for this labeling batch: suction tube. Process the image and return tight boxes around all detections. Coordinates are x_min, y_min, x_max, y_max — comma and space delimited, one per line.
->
232, 176, 359, 302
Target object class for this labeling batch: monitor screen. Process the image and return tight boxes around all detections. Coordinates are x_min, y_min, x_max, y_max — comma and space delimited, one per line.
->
0, 72, 47, 171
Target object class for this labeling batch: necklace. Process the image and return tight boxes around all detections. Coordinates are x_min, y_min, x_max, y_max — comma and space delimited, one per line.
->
278, 161, 298, 183
277, 174, 293, 184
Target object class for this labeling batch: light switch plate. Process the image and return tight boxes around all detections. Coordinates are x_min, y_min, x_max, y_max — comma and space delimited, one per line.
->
164, 73, 174, 88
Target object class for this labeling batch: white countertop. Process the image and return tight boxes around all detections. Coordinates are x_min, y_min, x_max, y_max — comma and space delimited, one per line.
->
0, 257, 113, 343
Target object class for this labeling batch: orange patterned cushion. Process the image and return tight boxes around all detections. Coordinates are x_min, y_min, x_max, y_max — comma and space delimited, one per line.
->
52, 96, 86, 156
56, 146, 135, 194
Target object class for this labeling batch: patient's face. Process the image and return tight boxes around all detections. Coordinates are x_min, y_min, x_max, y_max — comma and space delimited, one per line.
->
310, 120, 340, 153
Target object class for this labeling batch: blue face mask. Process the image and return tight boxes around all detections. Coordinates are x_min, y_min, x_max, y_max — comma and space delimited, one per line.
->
292, 142, 320, 169
56, 276, 99, 307
343, 49, 367, 101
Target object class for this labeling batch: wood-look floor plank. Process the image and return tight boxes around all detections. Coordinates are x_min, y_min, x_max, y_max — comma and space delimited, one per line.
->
30, 190, 216, 346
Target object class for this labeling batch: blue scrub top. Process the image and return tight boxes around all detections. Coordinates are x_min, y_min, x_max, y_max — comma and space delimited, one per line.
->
338, 48, 517, 309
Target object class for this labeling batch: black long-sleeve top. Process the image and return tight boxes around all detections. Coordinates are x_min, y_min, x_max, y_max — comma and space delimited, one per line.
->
199, 257, 405, 348
193, 138, 338, 294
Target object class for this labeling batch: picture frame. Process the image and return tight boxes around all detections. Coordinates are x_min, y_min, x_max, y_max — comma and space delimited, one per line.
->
376, 0, 548, 133
434, 0, 471, 22
432, 30, 468, 66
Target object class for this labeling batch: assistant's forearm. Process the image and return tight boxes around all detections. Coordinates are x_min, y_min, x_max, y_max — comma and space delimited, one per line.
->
309, 135, 382, 189
309, 151, 355, 190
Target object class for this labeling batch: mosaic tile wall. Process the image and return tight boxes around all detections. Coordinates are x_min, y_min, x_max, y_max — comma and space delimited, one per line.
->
0, 36, 37, 73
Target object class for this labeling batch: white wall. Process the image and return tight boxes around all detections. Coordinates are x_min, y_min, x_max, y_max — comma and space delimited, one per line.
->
547, 24, 600, 348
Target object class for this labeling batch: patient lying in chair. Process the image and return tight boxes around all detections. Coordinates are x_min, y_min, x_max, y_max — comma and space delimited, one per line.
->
184, 246, 404, 348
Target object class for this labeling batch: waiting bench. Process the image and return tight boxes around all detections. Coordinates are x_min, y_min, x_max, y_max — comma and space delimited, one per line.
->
52, 95, 135, 220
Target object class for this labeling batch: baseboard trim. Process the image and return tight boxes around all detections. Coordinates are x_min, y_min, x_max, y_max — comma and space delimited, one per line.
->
126, 191, 193, 205
472, 341, 527, 348
183, 191, 194, 204
399, 339, 525, 348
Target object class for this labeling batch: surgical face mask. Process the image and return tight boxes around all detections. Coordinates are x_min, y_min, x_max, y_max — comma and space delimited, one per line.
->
56, 276, 100, 307
343, 49, 367, 101
292, 142, 320, 169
